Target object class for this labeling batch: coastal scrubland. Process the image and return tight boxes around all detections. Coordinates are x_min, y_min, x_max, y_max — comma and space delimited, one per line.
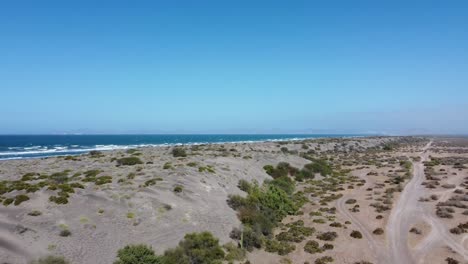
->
0, 136, 467, 263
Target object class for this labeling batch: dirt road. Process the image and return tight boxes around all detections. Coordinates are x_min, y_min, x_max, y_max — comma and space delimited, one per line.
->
387, 141, 468, 263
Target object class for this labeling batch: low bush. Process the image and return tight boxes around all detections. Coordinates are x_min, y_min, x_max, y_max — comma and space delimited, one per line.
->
304, 240, 322, 254
172, 147, 187, 157
28, 210, 42, 216
315, 256, 334, 264
265, 239, 295, 255
350, 230, 363, 239
14, 194, 30, 205
114, 244, 162, 264
373, 228, 384, 235
173, 185, 183, 193
117, 157, 143, 166
59, 229, 71, 237
162, 232, 225, 264
317, 232, 338, 241
31, 255, 69, 264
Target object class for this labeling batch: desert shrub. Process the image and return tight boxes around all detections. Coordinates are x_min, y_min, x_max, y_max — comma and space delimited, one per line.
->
269, 176, 295, 195
89, 150, 103, 156
304, 240, 322, 254
223, 242, 246, 261
31, 255, 69, 264
322, 243, 334, 250
317, 232, 338, 241
445, 257, 459, 264
14, 194, 30, 205
198, 166, 215, 173
276, 220, 314, 242
84, 170, 101, 178
114, 244, 162, 264
265, 239, 295, 255
187, 162, 197, 167
228, 179, 300, 251
238, 179, 252, 193
59, 229, 71, 237
163, 162, 173, 169
315, 256, 334, 264
28, 210, 42, 216
345, 199, 357, 204
172, 147, 187, 157
49, 196, 68, 204
117, 157, 143, 166
227, 195, 247, 210
49, 171, 69, 184
303, 159, 333, 176
229, 227, 262, 251
263, 162, 297, 179
373, 228, 384, 235
70, 182, 84, 189
173, 185, 183, 193
350, 230, 363, 239
329, 222, 342, 228
3, 198, 14, 206
95, 176, 112, 185
162, 232, 225, 264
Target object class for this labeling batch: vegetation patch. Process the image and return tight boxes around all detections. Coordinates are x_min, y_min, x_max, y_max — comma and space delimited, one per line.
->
117, 157, 143, 166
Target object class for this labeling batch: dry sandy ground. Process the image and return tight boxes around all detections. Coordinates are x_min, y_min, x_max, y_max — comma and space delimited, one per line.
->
1, 136, 467, 264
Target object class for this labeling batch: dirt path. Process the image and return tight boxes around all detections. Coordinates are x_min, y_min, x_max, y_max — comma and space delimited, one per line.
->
386, 141, 431, 264
386, 141, 468, 263
336, 172, 386, 263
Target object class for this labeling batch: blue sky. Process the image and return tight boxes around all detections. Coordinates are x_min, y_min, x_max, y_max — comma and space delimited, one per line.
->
1, 1, 467, 134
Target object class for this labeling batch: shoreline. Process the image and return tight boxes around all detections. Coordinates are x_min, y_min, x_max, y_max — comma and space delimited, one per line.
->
0, 134, 379, 161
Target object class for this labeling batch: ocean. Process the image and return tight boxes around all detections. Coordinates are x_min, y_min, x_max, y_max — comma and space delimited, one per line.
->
0, 134, 364, 160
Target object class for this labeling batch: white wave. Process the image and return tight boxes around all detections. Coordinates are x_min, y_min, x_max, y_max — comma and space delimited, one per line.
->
0, 135, 361, 159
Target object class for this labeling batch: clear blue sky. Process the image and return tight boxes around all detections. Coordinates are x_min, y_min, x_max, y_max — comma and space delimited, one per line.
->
1, 1, 467, 134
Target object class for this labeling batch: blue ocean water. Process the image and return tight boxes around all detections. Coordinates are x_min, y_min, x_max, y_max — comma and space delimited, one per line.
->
0, 134, 363, 160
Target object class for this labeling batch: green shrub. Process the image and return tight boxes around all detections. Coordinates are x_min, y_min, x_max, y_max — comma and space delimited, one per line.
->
163, 162, 173, 169
31, 255, 69, 264
315, 256, 334, 264
229, 227, 262, 252
3, 198, 14, 206
317, 232, 338, 241
163, 232, 225, 264
14, 194, 30, 205
172, 147, 187, 157
269, 176, 295, 195
49, 196, 69, 204
114, 244, 162, 264
304, 240, 322, 254
304, 159, 333, 176
223, 242, 246, 261
263, 162, 297, 179
173, 185, 183, 193
117, 157, 143, 166
238, 179, 252, 193
265, 239, 295, 255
